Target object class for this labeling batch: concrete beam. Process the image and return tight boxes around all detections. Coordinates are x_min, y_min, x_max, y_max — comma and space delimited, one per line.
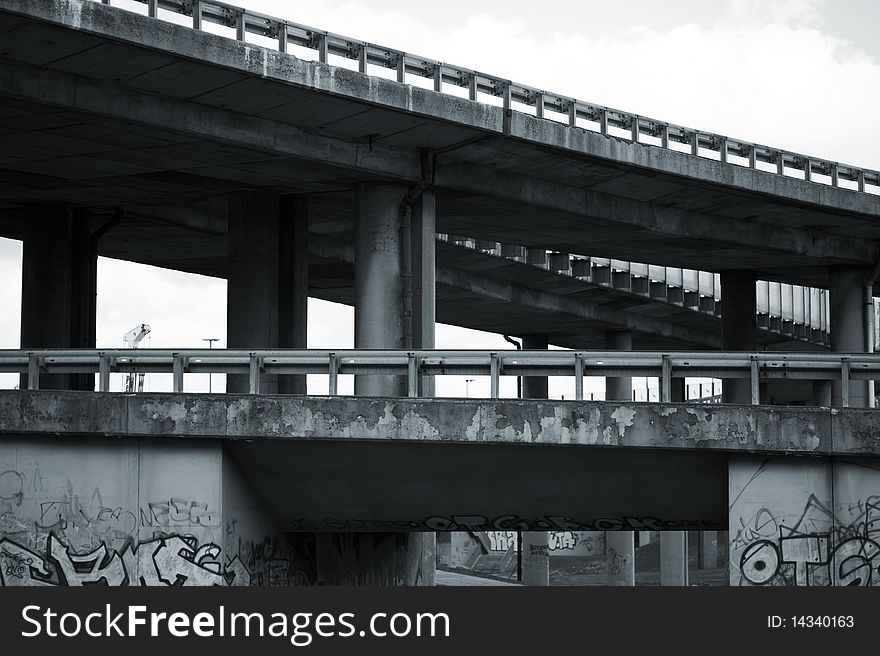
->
1, 391, 867, 457
0, 59, 421, 182
433, 157, 878, 267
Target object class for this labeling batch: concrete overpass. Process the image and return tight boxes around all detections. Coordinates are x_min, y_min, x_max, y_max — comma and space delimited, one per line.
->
1, 0, 879, 587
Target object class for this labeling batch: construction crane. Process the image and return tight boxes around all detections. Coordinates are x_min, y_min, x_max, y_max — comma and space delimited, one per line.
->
123, 323, 151, 393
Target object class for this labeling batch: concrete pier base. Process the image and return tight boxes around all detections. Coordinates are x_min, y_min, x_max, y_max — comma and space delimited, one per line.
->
20, 205, 96, 391
830, 266, 870, 408
661, 531, 688, 586
721, 270, 757, 404
227, 191, 280, 394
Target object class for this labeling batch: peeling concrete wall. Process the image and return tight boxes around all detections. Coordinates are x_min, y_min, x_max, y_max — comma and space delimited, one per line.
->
0, 436, 289, 586
3, 391, 864, 456
729, 455, 880, 586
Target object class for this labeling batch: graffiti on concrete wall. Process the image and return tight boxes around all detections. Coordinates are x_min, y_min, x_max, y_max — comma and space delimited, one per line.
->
0, 533, 247, 586
734, 494, 880, 586
483, 530, 603, 556
730, 456, 880, 587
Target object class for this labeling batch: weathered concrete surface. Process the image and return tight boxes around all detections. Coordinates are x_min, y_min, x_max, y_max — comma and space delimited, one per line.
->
0, 0, 878, 288
0, 437, 294, 586
0, 390, 855, 455
729, 454, 880, 586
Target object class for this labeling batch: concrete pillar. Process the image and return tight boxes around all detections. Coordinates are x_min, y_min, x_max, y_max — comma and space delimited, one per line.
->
831, 266, 869, 407
519, 334, 550, 585
520, 532, 550, 586
604, 330, 635, 585
700, 530, 718, 570
20, 206, 96, 391
720, 270, 757, 404
521, 334, 549, 399
348, 182, 434, 585
660, 531, 688, 586
278, 196, 308, 395
812, 380, 832, 406
354, 183, 407, 397
227, 191, 280, 394
670, 377, 686, 402
411, 190, 436, 397
604, 330, 632, 401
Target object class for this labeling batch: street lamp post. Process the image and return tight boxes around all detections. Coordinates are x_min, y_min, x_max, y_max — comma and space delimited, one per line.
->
202, 338, 219, 393
465, 378, 474, 398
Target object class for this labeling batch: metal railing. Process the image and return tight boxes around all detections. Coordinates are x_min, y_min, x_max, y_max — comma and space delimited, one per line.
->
4, 349, 879, 407
440, 235, 831, 342
83, 0, 880, 194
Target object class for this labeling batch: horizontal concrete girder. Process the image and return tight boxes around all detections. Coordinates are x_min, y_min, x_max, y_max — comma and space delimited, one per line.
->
0, 390, 873, 457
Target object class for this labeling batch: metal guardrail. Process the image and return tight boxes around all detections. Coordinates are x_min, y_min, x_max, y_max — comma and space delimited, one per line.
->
5, 349, 879, 407
84, 0, 880, 194
440, 236, 831, 342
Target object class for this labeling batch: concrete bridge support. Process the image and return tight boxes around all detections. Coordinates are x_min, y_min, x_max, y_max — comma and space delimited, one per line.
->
604, 330, 636, 585
660, 531, 688, 586
277, 196, 309, 395
831, 266, 870, 408
720, 270, 757, 404
520, 334, 550, 586
348, 182, 435, 585
20, 205, 95, 391
227, 191, 280, 394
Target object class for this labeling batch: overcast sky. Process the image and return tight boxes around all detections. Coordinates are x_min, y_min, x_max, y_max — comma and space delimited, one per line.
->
0, 0, 878, 396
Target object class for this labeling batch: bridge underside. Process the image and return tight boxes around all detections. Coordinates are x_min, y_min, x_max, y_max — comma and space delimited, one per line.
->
0, 1, 878, 294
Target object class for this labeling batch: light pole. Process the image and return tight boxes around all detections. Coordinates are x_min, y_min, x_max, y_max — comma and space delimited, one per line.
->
202, 338, 219, 393
465, 378, 474, 398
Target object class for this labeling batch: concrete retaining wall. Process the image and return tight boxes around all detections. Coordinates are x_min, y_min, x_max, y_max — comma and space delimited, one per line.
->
0, 436, 289, 586
729, 454, 880, 586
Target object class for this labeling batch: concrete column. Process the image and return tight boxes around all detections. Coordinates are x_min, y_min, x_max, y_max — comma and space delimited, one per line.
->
812, 380, 832, 406
670, 377, 686, 402
347, 182, 434, 585
278, 196, 308, 395
520, 532, 550, 586
604, 330, 635, 585
604, 330, 632, 401
720, 270, 757, 404
660, 531, 688, 585
700, 530, 718, 570
520, 334, 550, 585
354, 183, 407, 397
521, 333, 549, 399
20, 206, 96, 391
227, 191, 280, 394
411, 190, 436, 397
831, 266, 869, 407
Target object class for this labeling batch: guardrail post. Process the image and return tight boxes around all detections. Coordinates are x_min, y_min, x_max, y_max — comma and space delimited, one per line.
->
749, 355, 760, 405
396, 53, 405, 82
659, 124, 669, 149
147, 0, 158, 17
468, 74, 478, 101
535, 92, 544, 119
690, 132, 698, 156
857, 170, 866, 192
599, 109, 609, 136
99, 353, 111, 392
660, 354, 672, 402
490, 352, 500, 399
568, 101, 577, 127
172, 353, 185, 393
27, 354, 41, 391
358, 44, 368, 73
236, 11, 246, 41
328, 353, 338, 395
433, 64, 443, 92
574, 353, 584, 401
803, 158, 812, 182
318, 34, 328, 63
841, 358, 851, 408
831, 164, 839, 187
748, 145, 757, 169
719, 137, 728, 163
249, 353, 261, 395
407, 353, 419, 398
278, 23, 288, 52
192, 0, 202, 29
